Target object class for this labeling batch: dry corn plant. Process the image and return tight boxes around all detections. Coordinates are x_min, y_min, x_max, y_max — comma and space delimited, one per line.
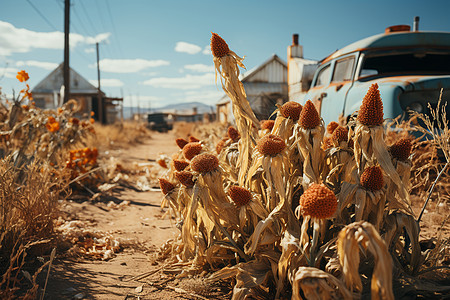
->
337, 221, 394, 300
155, 35, 449, 299
292, 100, 325, 189
211, 32, 260, 186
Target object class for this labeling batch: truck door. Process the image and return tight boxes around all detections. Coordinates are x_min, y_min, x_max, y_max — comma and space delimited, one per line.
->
318, 55, 356, 125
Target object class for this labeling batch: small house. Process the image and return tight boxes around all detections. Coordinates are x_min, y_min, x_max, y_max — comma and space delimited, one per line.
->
217, 54, 288, 123
31, 63, 122, 124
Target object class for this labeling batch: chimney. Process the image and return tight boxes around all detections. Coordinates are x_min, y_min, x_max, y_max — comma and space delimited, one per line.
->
293, 33, 299, 45
288, 33, 303, 58
413, 16, 420, 31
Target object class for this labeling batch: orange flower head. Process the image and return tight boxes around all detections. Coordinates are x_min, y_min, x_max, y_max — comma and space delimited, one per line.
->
357, 83, 384, 126
159, 178, 175, 195
91, 111, 95, 116
257, 134, 286, 157
327, 121, 339, 134
260, 120, 275, 131
189, 136, 200, 143
175, 171, 194, 187
175, 138, 189, 149
183, 142, 203, 160
173, 159, 190, 171
48, 116, 56, 123
299, 183, 337, 219
389, 138, 412, 162
57, 107, 63, 114
280, 101, 302, 121
90, 118, 95, 124
211, 32, 230, 58
360, 166, 384, 191
216, 138, 228, 154
228, 186, 252, 207
227, 126, 240, 142
70, 117, 80, 125
191, 153, 219, 174
157, 159, 168, 169
322, 136, 333, 150
16, 70, 29, 82
331, 126, 349, 144
299, 100, 321, 129
22, 104, 29, 111
46, 117, 60, 132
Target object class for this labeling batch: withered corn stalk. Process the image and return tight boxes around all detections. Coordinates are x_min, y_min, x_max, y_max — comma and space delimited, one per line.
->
211, 33, 260, 186
156, 34, 449, 299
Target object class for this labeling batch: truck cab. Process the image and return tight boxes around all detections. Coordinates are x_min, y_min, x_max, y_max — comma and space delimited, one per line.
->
302, 26, 450, 125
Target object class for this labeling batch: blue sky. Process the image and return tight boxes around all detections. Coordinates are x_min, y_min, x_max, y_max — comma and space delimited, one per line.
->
1, 0, 450, 108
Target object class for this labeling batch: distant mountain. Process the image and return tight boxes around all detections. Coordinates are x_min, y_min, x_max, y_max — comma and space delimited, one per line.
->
121, 102, 214, 120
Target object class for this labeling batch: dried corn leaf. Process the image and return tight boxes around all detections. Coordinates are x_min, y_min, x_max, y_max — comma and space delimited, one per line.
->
291, 267, 353, 300
337, 221, 394, 300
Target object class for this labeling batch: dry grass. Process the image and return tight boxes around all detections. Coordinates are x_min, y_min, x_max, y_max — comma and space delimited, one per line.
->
87, 121, 152, 151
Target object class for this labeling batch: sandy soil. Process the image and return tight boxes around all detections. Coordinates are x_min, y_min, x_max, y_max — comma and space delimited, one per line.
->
42, 131, 218, 300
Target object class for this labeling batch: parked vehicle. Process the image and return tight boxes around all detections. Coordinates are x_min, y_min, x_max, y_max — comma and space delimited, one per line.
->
302, 24, 450, 125
147, 113, 173, 132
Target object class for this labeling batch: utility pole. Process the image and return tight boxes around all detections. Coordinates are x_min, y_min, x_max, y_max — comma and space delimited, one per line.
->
96, 42, 103, 124
63, 0, 70, 103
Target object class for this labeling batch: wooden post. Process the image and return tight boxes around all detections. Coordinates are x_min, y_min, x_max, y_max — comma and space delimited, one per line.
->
96, 42, 103, 123
63, 0, 70, 103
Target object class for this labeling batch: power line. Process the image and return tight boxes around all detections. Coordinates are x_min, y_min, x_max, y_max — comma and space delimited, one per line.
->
25, 0, 58, 31
103, 0, 124, 58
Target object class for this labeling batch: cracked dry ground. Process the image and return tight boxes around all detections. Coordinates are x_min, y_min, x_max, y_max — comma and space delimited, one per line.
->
42, 131, 227, 300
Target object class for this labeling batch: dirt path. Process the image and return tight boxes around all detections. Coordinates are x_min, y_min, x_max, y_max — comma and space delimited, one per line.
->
43, 132, 197, 300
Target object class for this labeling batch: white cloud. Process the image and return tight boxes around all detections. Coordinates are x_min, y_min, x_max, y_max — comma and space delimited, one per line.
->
175, 41, 202, 55
183, 89, 224, 105
184, 64, 214, 73
141, 73, 215, 90
0, 21, 110, 56
202, 45, 212, 55
16, 60, 58, 70
89, 78, 124, 87
0, 67, 19, 79
84, 48, 95, 53
91, 58, 170, 73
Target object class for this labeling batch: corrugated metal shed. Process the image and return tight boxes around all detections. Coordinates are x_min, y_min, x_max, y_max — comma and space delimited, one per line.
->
243, 54, 288, 83
216, 54, 288, 122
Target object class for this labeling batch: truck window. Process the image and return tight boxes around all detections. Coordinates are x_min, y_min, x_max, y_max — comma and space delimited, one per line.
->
331, 56, 355, 82
360, 51, 450, 78
315, 64, 331, 87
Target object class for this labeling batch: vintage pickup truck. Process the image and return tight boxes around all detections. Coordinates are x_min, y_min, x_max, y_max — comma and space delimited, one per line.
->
302, 24, 450, 125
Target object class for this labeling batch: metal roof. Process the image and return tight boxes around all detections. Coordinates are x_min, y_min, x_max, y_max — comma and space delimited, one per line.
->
322, 31, 450, 64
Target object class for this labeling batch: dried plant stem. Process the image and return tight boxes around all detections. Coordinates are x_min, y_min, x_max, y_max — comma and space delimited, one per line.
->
418, 161, 449, 223
40, 248, 56, 300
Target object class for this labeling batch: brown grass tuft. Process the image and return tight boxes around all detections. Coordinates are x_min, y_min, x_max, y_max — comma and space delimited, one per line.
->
299, 100, 321, 129
327, 121, 339, 134
182, 142, 203, 160
228, 186, 252, 207
331, 126, 349, 144
280, 101, 302, 121
191, 153, 219, 174
257, 134, 286, 156
227, 126, 240, 142
176, 138, 189, 149
389, 138, 412, 162
173, 159, 190, 171
260, 120, 275, 131
210, 32, 230, 58
357, 83, 384, 126
175, 171, 195, 187
360, 166, 384, 191
299, 183, 337, 219
159, 178, 175, 195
